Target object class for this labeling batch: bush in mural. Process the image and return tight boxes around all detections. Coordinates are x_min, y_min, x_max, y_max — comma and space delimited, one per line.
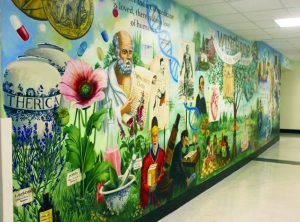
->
12, 121, 65, 221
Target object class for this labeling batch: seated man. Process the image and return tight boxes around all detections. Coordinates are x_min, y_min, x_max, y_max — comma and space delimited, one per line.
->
140, 117, 166, 208
170, 130, 192, 192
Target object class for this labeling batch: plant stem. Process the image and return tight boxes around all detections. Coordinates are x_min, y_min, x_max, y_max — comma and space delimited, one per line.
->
78, 110, 84, 197
85, 109, 88, 125
80, 111, 86, 127
93, 103, 96, 113
93, 103, 97, 147
94, 128, 97, 149
74, 109, 78, 125
23, 207, 27, 222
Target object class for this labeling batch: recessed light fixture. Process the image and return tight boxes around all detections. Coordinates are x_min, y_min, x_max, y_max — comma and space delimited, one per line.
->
275, 18, 300, 27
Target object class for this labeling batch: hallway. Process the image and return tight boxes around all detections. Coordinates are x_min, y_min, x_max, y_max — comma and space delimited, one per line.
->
160, 134, 300, 222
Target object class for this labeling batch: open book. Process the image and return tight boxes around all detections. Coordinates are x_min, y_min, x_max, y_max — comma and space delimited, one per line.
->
147, 163, 157, 188
184, 150, 197, 162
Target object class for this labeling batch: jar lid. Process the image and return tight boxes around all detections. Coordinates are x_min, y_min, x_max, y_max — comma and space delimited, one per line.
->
37, 43, 64, 52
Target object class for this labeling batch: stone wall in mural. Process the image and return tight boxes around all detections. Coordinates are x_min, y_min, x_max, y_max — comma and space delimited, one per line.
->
1, 0, 281, 221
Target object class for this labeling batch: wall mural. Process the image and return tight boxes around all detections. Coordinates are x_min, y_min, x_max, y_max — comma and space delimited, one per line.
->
1, 0, 281, 221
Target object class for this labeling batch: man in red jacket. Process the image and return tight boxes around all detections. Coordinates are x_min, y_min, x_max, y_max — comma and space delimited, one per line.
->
140, 117, 166, 208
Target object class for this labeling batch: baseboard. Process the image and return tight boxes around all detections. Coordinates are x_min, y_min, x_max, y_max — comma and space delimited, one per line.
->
280, 129, 300, 134
135, 136, 279, 222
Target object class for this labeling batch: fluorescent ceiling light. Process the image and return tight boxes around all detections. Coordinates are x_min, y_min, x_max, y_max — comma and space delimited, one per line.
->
275, 18, 300, 27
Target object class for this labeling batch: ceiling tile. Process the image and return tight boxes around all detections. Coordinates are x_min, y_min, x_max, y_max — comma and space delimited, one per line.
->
223, 22, 258, 30
244, 9, 290, 21
255, 20, 281, 28
264, 27, 300, 34
264, 39, 291, 45
280, 0, 300, 8
193, 3, 237, 16
239, 33, 272, 40
234, 28, 267, 35
266, 43, 293, 50
287, 37, 300, 43
278, 48, 300, 55
269, 32, 300, 38
287, 7, 300, 17
287, 55, 300, 60
229, 0, 284, 12
290, 43, 300, 48
207, 13, 249, 24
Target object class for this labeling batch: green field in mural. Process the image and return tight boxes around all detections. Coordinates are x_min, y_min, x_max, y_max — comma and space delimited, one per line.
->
1, 0, 281, 221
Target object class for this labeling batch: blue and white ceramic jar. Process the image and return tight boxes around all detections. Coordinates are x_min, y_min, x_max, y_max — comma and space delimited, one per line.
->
24, 43, 70, 76
24, 43, 70, 108
3, 56, 61, 133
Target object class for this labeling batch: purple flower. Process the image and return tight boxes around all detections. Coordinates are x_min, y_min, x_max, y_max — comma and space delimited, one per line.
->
117, 120, 125, 140
136, 97, 144, 126
13, 160, 17, 170
26, 164, 32, 173
129, 124, 134, 138
127, 117, 133, 126
136, 105, 144, 125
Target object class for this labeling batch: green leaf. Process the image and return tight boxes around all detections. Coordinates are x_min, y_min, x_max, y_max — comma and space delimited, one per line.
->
66, 151, 81, 169
120, 143, 127, 149
94, 62, 101, 69
136, 135, 144, 140
85, 109, 107, 136
129, 139, 134, 149
109, 107, 113, 120
65, 125, 96, 174
134, 120, 138, 135
65, 125, 81, 169
84, 161, 112, 193
109, 166, 119, 190
64, 125, 80, 142
80, 136, 96, 174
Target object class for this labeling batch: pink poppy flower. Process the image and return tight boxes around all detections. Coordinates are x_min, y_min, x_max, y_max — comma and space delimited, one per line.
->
59, 59, 107, 108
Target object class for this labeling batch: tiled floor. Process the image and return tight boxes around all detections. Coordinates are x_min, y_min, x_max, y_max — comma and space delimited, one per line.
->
160, 134, 300, 222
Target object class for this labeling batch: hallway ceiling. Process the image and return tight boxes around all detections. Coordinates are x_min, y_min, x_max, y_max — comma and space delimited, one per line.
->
175, 0, 300, 60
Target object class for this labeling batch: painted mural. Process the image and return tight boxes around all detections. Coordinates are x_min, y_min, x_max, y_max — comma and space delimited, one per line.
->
0, 0, 281, 221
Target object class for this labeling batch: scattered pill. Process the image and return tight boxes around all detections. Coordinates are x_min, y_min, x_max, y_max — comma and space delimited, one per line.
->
10, 15, 29, 41
97, 47, 104, 61
100, 28, 109, 42
113, 7, 119, 17
77, 41, 87, 57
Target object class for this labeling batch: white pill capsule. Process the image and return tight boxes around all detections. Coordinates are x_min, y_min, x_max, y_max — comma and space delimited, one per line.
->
10, 15, 29, 41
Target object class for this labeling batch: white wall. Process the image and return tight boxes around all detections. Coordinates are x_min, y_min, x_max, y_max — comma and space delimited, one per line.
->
0, 118, 13, 222
280, 61, 300, 130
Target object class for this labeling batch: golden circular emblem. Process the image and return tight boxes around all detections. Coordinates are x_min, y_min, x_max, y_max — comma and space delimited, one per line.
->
41, 0, 94, 39
11, 0, 47, 20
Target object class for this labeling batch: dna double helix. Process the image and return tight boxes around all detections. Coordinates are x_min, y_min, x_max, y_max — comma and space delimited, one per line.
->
146, 2, 179, 83
146, 1, 200, 131
184, 102, 200, 132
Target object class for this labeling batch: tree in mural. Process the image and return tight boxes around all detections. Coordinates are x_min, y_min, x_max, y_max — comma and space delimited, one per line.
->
192, 31, 202, 52
103, 43, 116, 69
208, 56, 257, 159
